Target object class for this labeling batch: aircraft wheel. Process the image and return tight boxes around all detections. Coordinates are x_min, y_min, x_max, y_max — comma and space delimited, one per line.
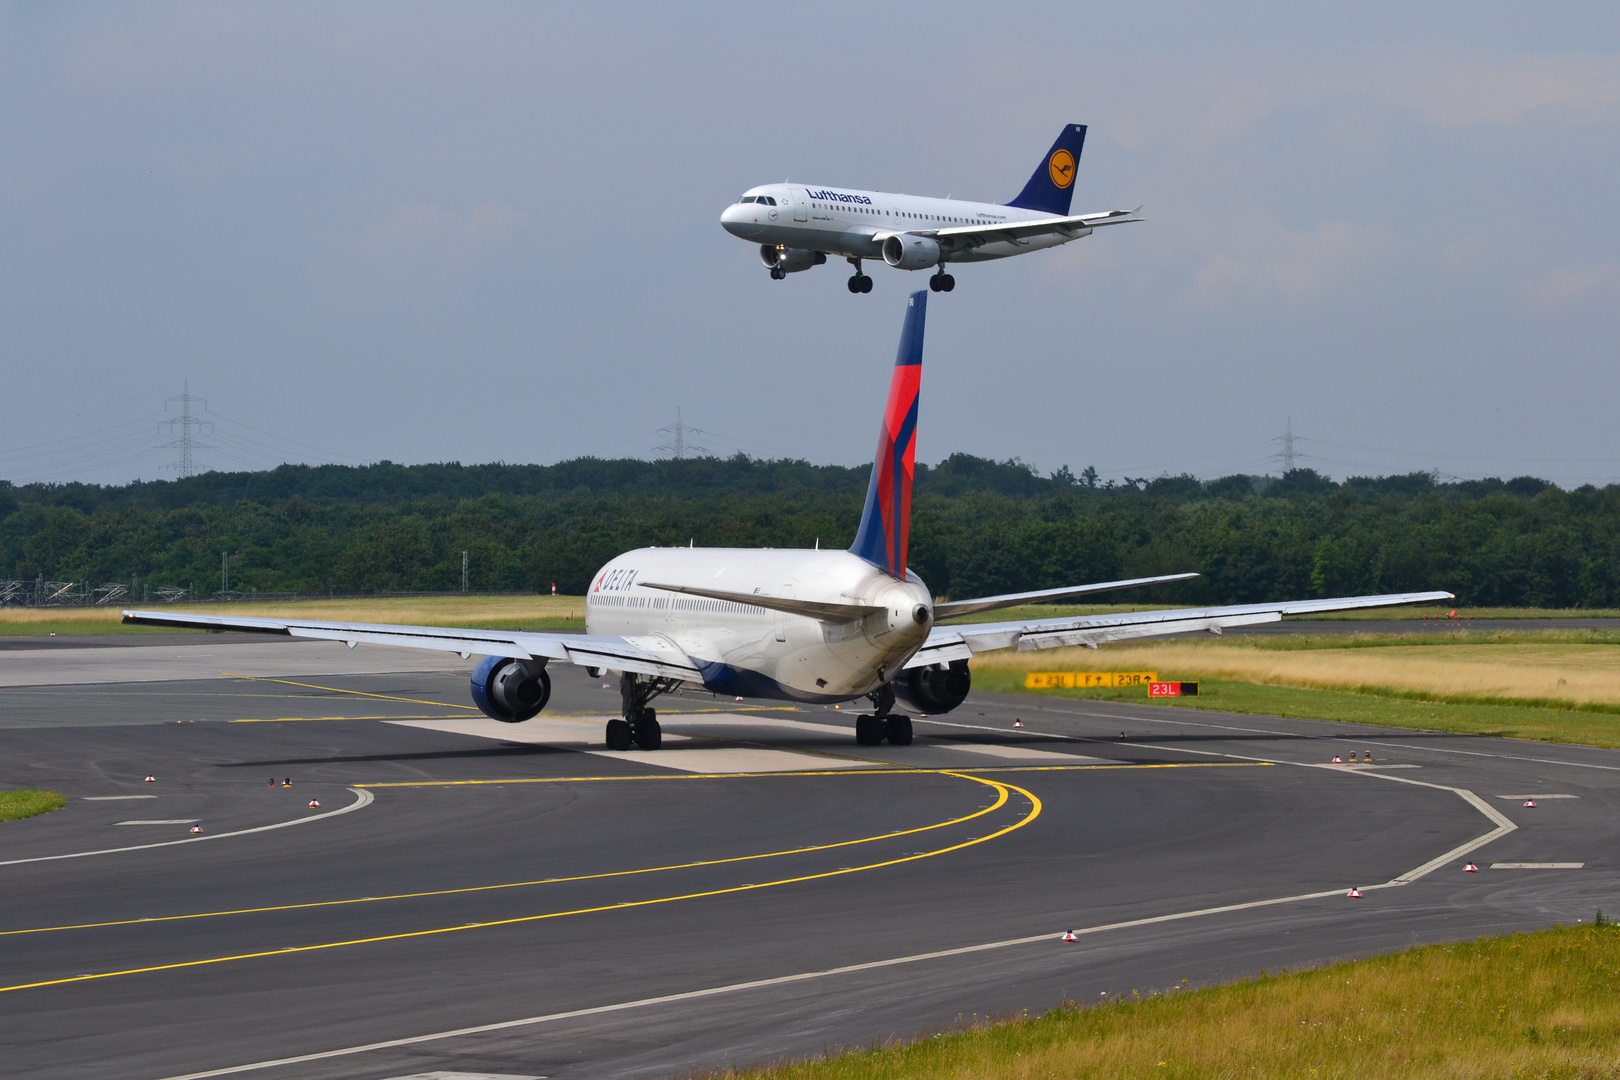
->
884, 715, 913, 746
770, 267, 784, 280
605, 718, 632, 751
928, 275, 942, 292
847, 276, 861, 293
854, 714, 884, 746
634, 710, 661, 751
859, 274, 873, 293
940, 274, 955, 292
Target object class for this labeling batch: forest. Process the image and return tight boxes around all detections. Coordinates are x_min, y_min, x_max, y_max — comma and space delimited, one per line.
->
2, 455, 1616, 607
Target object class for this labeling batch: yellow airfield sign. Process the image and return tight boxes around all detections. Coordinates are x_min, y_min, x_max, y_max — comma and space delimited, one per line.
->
1024, 671, 1157, 689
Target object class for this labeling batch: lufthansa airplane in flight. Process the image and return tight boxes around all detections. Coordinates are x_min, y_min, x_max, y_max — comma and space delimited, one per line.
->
721, 124, 1141, 293
124, 293, 1450, 750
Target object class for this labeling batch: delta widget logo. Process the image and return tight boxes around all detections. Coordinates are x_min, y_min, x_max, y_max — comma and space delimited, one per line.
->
1048, 149, 1075, 189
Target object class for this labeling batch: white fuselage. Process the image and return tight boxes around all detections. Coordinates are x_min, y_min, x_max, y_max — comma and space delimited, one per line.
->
584, 547, 932, 704
719, 184, 1078, 264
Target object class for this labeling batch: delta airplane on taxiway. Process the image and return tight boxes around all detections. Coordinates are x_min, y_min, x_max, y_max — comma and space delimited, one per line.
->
124, 292, 1452, 751
721, 124, 1142, 293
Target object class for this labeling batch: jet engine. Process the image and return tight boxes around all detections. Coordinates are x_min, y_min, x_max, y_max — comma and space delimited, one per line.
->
760, 245, 827, 273
470, 655, 551, 723
882, 234, 941, 271
893, 658, 971, 714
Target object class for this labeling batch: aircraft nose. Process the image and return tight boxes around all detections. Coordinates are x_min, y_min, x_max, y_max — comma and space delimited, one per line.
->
720, 204, 759, 238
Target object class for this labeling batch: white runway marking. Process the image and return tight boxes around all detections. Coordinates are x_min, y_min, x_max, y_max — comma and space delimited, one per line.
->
1491, 862, 1584, 869
1496, 794, 1578, 800
0, 788, 373, 866
83, 795, 157, 801
115, 819, 199, 826
390, 716, 868, 773
930, 740, 1101, 762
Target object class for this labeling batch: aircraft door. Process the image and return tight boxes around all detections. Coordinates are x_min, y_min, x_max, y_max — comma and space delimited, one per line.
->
792, 189, 808, 222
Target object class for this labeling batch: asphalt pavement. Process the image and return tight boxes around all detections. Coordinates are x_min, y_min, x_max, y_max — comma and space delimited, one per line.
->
0, 637, 1614, 1080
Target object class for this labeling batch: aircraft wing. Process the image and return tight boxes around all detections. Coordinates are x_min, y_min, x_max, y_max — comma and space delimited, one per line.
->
901, 590, 1454, 670
119, 610, 705, 684
933, 573, 1199, 620
924, 208, 1143, 253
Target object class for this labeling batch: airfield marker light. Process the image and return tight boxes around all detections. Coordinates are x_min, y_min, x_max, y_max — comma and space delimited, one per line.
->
189, 826, 203, 834
1347, 887, 1362, 898
1464, 864, 1478, 873
268, 778, 275, 786
1332, 756, 1342, 763
1061, 930, 1078, 942
551, 583, 557, 595
1524, 800, 1536, 808
308, 799, 320, 808
284, 778, 292, 787
144, 775, 156, 783
1014, 719, 1023, 728
1364, 751, 1372, 761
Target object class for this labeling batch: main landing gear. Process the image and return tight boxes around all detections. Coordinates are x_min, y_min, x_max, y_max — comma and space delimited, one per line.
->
769, 267, 785, 280
853, 683, 913, 746
606, 672, 677, 751
846, 257, 873, 294
928, 268, 955, 293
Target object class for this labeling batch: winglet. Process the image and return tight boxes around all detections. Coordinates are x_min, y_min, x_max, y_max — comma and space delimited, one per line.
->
850, 291, 926, 579
1007, 124, 1087, 215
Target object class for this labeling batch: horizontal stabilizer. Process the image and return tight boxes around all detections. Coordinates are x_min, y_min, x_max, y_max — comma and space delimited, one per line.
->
934, 573, 1200, 620
638, 582, 883, 623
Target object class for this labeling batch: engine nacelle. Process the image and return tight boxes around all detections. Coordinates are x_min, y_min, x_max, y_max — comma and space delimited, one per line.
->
470, 655, 551, 723
760, 245, 827, 273
893, 659, 971, 714
882, 233, 941, 271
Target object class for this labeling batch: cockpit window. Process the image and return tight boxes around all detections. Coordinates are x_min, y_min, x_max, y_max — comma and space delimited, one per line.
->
739, 195, 757, 204
763, 196, 777, 206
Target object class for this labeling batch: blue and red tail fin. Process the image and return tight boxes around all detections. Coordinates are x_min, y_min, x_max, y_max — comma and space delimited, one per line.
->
1006, 123, 1087, 215
850, 291, 926, 579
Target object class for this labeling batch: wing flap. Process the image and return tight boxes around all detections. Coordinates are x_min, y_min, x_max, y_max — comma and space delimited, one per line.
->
931, 208, 1142, 249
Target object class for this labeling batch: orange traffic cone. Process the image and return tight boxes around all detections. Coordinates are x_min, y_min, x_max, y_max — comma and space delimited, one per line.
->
308, 799, 320, 808
1061, 930, 1078, 942
1464, 863, 1478, 873
1347, 887, 1363, 898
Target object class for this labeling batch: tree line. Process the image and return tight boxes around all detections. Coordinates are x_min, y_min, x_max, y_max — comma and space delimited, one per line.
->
2, 455, 1616, 607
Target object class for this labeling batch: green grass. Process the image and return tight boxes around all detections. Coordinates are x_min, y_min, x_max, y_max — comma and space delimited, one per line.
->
0, 789, 68, 822
977, 671, 1620, 749
717, 923, 1620, 1080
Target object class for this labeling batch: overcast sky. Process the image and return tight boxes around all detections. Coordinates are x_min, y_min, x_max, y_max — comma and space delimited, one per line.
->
3, 2, 1618, 487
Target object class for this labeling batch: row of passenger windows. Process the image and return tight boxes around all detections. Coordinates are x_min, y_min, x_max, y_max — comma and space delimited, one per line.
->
811, 203, 981, 225
739, 195, 778, 205
588, 593, 755, 615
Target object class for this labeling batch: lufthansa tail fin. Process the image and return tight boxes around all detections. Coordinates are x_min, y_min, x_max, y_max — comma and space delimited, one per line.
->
1006, 124, 1087, 215
850, 291, 926, 580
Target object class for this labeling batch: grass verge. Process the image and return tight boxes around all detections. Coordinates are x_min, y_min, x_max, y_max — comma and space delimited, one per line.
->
717, 923, 1620, 1080
0, 789, 68, 822
973, 671, 1620, 749
0, 595, 588, 636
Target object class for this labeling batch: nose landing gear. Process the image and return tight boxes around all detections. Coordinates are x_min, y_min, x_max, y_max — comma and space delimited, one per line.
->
846, 257, 873, 293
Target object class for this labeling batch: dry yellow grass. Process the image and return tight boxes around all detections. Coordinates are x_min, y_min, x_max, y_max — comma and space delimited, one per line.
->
974, 639, 1620, 709
726, 924, 1620, 1080
0, 594, 585, 632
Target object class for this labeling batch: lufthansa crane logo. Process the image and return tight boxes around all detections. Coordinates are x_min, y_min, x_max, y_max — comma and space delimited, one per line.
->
1048, 149, 1076, 189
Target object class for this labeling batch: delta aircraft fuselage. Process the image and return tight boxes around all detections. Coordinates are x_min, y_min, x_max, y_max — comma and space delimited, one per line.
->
585, 547, 932, 704
720, 185, 1079, 264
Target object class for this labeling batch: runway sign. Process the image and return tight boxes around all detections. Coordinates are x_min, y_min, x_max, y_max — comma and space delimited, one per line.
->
1024, 671, 1156, 689
1149, 681, 1200, 697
